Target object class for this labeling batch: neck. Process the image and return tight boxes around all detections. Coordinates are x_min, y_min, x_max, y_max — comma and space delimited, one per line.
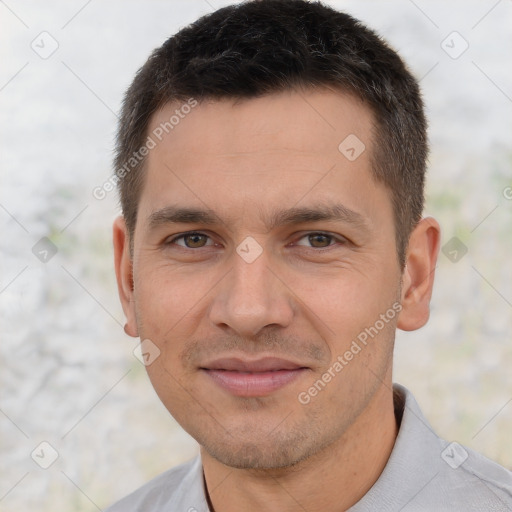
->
201, 382, 398, 512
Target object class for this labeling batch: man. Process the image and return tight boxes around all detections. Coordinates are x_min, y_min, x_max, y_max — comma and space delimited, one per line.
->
107, 0, 512, 510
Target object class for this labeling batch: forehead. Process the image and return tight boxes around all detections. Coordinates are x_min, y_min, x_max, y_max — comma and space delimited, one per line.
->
137, 89, 391, 233
148, 88, 373, 164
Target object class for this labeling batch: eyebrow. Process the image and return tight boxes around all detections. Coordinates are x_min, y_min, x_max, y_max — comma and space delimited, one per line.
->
146, 203, 370, 233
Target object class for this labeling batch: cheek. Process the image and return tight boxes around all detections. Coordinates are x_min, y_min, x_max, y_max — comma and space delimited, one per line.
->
134, 262, 211, 334
144, 358, 195, 422
295, 268, 390, 325
291, 267, 400, 373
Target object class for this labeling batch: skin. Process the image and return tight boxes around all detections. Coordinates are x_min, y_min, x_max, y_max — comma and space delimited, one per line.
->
113, 88, 440, 511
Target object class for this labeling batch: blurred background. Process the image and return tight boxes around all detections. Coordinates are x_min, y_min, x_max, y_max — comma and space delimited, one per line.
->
0, 0, 511, 510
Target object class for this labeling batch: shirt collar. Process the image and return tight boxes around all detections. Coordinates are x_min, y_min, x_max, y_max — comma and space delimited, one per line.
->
348, 383, 444, 510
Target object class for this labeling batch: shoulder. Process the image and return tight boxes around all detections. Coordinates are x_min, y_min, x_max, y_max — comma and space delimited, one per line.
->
441, 441, 512, 508
104, 455, 207, 512
371, 384, 512, 511
398, 384, 512, 510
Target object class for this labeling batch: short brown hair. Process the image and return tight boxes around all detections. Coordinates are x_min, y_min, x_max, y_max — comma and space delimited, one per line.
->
114, 0, 427, 268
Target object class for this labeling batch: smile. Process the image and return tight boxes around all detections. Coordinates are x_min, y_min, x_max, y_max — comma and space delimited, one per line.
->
200, 357, 309, 397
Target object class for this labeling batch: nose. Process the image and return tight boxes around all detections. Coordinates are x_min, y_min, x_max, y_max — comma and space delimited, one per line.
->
208, 248, 295, 338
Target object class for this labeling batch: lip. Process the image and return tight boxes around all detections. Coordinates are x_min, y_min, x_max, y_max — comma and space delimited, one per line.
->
200, 357, 309, 397
202, 356, 304, 372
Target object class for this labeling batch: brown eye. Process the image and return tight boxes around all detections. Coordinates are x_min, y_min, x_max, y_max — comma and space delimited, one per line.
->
307, 234, 333, 248
169, 232, 212, 248
183, 233, 208, 248
292, 232, 347, 250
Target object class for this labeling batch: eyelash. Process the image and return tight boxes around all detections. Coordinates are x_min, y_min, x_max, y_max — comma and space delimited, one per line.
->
165, 231, 347, 251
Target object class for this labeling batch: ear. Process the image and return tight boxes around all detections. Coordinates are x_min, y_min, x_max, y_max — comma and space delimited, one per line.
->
397, 217, 441, 331
113, 216, 139, 337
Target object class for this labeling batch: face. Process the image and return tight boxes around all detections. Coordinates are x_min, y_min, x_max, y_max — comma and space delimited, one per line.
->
117, 89, 408, 470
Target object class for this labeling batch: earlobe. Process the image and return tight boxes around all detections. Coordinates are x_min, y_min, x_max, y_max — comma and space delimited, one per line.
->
397, 217, 441, 332
113, 216, 139, 338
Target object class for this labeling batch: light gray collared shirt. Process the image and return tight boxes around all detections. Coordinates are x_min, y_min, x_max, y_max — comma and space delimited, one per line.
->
105, 384, 512, 511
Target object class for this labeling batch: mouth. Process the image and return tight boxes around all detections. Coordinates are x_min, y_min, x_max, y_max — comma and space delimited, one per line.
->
200, 357, 309, 397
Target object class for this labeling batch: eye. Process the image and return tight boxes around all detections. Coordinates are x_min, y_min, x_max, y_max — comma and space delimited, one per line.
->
293, 232, 345, 249
166, 232, 214, 249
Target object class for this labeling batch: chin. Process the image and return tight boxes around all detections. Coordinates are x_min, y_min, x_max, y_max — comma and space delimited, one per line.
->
199, 426, 320, 470
207, 442, 306, 470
